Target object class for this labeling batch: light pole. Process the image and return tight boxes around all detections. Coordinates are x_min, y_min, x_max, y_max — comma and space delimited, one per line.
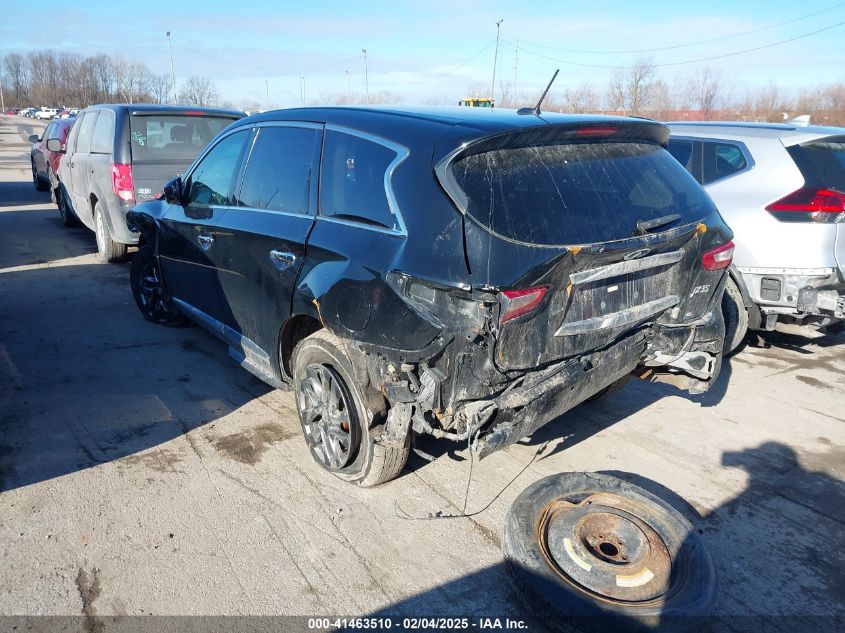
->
361, 49, 369, 104
299, 73, 305, 105
345, 70, 351, 103
491, 19, 503, 103
265, 80, 269, 110
0, 71, 5, 114
166, 31, 176, 103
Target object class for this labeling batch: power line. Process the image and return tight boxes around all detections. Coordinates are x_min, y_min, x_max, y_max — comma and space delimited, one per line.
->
503, 20, 845, 69
506, 3, 844, 55
430, 39, 495, 80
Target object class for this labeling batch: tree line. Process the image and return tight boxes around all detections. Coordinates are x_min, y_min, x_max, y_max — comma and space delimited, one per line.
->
1, 50, 223, 108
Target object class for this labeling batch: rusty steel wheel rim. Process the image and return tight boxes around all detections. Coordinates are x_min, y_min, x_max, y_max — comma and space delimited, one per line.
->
536, 492, 677, 606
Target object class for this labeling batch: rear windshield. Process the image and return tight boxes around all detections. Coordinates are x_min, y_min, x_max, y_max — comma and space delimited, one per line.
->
787, 137, 845, 191
129, 115, 236, 163
450, 141, 715, 245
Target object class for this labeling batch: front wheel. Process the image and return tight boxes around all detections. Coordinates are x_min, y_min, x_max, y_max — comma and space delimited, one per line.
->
94, 204, 127, 263
130, 246, 186, 326
292, 330, 409, 487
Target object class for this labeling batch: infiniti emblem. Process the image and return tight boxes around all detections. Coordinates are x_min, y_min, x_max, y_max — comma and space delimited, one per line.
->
624, 248, 651, 260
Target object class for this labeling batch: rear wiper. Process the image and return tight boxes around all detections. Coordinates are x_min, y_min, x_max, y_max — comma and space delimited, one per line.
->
635, 213, 681, 235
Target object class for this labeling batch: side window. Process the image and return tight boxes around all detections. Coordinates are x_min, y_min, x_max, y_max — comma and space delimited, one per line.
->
237, 126, 320, 214
65, 116, 82, 153
319, 129, 400, 230
703, 141, 748, 184
90, 112, 115, 154
186, 130, 250, 207
74, 112, 98, 154
44, 123, 57, 140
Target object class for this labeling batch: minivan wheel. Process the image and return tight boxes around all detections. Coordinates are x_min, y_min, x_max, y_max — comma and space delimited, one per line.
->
292, 330, 409, 487
503, 472, 717, 632
94, 204, 127, 263
722, 277, 748, 357
130, 246, 187, 326
31, 160, 48, 191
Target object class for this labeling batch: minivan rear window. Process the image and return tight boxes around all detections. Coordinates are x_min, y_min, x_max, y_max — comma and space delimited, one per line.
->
787, 137, 845, 191
129, 115, 236, 163
450, 141, 715, 245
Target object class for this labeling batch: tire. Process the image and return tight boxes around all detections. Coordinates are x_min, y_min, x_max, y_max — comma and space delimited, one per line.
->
130, 246, 187, 326
292, 330, 409, 487
722, 276, 748, 357
56, 184, 79, 227
94, 203, 127, 263
503, 472, 717, 632
32, 160, 48, 191
586, 374, 631, 402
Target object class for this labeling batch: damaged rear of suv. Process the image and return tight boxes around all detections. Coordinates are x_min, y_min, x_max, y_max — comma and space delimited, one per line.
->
128, 107, 733, 486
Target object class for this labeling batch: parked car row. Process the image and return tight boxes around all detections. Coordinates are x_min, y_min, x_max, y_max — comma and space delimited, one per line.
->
29, 104, 843, 488
15, 107, 77, 119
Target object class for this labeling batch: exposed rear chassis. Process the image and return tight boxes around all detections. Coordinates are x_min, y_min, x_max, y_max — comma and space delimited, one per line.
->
375, 285, 726, 459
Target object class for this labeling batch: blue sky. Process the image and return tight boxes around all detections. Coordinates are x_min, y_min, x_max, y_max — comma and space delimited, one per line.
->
2, 0, 844, 107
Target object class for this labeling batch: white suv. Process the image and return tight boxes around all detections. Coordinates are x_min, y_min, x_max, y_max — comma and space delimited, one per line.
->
668, 121, 845, 353
34, 108, 59, 120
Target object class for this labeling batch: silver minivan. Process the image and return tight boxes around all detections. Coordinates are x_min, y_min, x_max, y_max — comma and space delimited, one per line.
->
667, 121, 845, 353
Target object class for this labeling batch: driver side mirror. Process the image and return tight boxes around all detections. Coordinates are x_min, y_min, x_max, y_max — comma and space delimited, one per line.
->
163, 177, 184, 205
28, 134, 40, 143
46, 138, 64, 153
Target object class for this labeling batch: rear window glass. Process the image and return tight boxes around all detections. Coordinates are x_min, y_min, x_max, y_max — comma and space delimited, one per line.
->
450, 141, 714, 245
787, 138, 845, 191
129, 115, 235, 163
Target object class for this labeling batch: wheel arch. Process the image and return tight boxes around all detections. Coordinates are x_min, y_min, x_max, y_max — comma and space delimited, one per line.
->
277, 313, 324, 383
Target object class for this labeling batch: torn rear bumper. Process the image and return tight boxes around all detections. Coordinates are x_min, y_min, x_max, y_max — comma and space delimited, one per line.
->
468, 331, 648, 459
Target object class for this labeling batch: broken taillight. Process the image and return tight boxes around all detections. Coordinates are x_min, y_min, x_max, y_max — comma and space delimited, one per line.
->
111, 163, 135, 202
701, 241, 734, 271
765, 187, 845, 223
499, 287, 548, 323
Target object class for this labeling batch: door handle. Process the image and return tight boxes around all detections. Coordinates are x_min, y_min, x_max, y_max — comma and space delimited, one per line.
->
269, 249, 296, 271
197, 233, 214, 251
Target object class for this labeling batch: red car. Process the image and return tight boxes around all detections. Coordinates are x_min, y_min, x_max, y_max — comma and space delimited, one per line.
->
29, 118, 74, 194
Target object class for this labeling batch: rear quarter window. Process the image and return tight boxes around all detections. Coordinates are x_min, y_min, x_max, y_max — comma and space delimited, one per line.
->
319, 129, 401, 230
129, 115, 236, 163
450, 141, 715, 245
702, 141, 748, 184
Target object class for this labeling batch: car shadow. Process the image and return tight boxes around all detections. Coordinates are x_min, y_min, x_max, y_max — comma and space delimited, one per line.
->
0, 180, 51, 208
361, 442, 844, 633
0, 260, 273, 492
0, 207, 97, 269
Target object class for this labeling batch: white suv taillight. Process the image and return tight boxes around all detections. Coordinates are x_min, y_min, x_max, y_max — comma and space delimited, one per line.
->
498, 287, 548, 323
765, 187, 845, 223
112, 163, 135, 202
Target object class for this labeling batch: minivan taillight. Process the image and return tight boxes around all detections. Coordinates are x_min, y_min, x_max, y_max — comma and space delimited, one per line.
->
701, 241, 734, 271
112, 163, 135, 202
765, 187, 845, 223
499, 287, 548, 323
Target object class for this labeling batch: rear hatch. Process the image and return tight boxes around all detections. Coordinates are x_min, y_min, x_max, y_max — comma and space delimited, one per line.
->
782, 135, 845, 280
128, 112, 240, 201
439, 122, 731, 370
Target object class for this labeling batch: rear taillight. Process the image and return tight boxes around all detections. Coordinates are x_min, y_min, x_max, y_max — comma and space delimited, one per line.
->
701, 241, 734, 271
111, 163, 135, 202
765, 187, 845, 223
499, 287, 548, 323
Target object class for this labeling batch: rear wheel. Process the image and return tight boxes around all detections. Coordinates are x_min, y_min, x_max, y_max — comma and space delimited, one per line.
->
586, 374, 631, 402
94, 203, 127, 263
130, 246, 186, 326
722, 276, 748, 357
31, 159, 48, 191
292, 330, 409, 486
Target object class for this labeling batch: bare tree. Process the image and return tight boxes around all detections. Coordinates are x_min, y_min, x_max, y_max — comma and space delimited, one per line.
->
3, 53, 29, 106
560, 82, 600, 113
686, 67, 723, 120
148, 74, 170, 104
608, 57, 657, 116
179, 76, 219, 107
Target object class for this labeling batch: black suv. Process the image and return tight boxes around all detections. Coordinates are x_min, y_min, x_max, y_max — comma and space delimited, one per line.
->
127, 106, 733, 486
55, 104, 243, 261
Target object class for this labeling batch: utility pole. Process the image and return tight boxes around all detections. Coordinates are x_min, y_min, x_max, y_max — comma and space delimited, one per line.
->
0, 71, 5, 113
166, 31, 176, 103
265, 80, 269, 110
513, 40, 519, 99
361, 49, 369, 104
345, 70, 351, 103
491, 19, 503, 102
299, 73, 305, 106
